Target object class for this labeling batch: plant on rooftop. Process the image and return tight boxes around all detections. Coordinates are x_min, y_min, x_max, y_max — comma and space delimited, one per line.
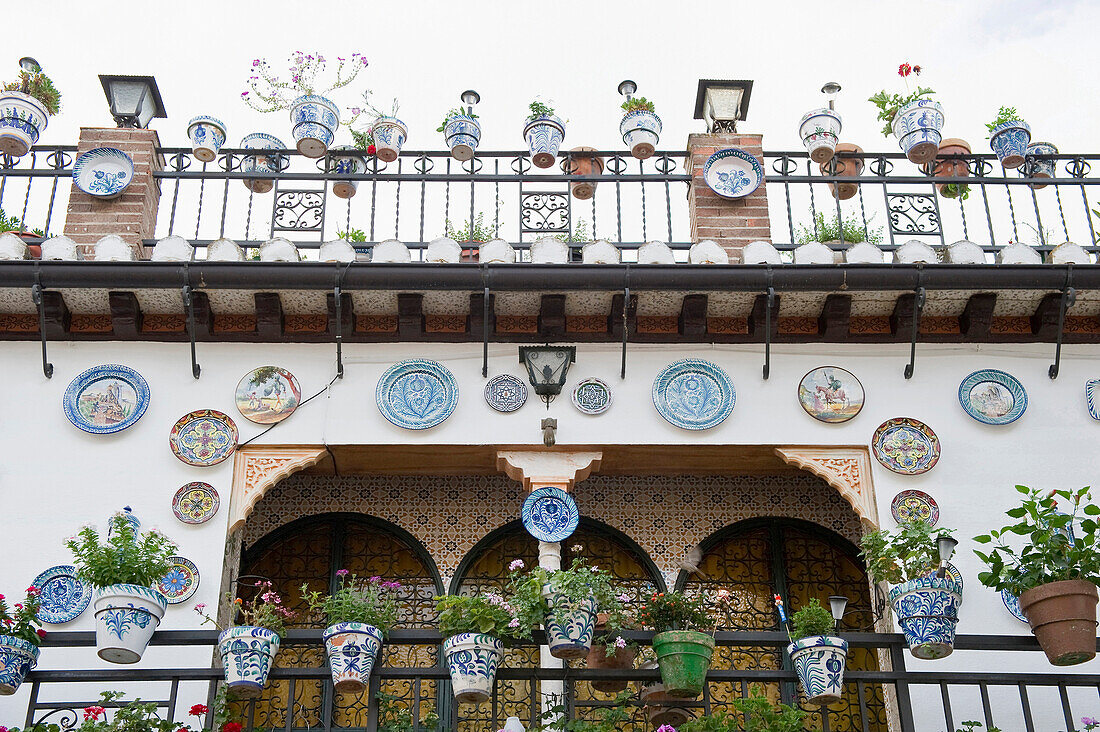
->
0, 64, 60, 158
524, 99, 565, 168
986, 105, 1031, 169
620, 96, 661, 160
637, 590, 721, 697
621, 96, 655, 114
869, 62, 942, 165
438, 107, 482, 162
348, 91, 405, 163
795, 210, 883, 246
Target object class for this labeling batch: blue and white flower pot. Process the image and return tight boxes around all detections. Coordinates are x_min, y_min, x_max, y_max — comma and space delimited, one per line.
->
323, 622, 383, 693
1023, 141, 1057, 189
187, 115, 227, 163
290, 94, 340, 159
442, 632, 503, 704
787, 635, 847, 705
330, 145, 363, 199
799, 108, 842, 164
240, 133, 285, 194
523, 114, 565, 169
0, 91, 49, 159
891, 99, 944, 165
989, 120, 1031, 170
443, 115, 481, 162
371, 117, 408, 163
219, 625, 281, 698
0, 634, 39, 695
620, 110, 662, 160
889, 576, 963, 660
543, 591, 597, 659
92, 584, 168, 664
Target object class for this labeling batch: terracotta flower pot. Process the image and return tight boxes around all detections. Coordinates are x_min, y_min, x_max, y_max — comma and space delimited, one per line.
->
640, 683, 696, 726
922, 138, 971, 199
1019, 579, 1098, 666
567, 146, 604, 200
819, 142, 863, 200
585, 615, 637, 692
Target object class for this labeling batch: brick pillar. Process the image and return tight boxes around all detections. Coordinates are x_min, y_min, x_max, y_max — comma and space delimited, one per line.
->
63, 128, 163, 259
686, 133, 771, 261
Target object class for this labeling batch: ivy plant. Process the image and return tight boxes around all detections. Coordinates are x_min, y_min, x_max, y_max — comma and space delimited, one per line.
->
860, 520, 956, 586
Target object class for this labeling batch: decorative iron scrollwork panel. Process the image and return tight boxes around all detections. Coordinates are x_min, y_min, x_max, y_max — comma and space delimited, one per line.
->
273, 190, 325, 231
886, 193, 940, 236
521, 192, 570, 233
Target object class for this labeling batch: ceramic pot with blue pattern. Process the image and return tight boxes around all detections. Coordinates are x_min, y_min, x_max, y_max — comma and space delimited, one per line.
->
323, 622, 384, 692
1023, 141, 1057, 189
187, 116, 227, 163
442, 632, 503, 703
92, 584, 168, 664
443, 115, 482, 162
799, 108, 842, 164
620, 110, 662, 160
889, 576, 962, 659
240, 133, 285, 194
289, 95, 340, 158
0, 635, 39, 695
989, 120, 1031, 170
523, 114, 566, 169
787, 635, 847, 705
330, 145, 363, 199
543, 589, 597, 659
371, 117, 408, 163
219, 625, 281, 698
891, 99, 944, 165
0, 91, 49, 158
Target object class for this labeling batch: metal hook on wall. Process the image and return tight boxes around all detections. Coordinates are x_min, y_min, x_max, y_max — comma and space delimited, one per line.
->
903, 269, 926, 380
762, 266, 775, 380
333, 263, 349, 380
31, 265, 53, 378
181, 264, 200, 379
1049, 264, 1076, 380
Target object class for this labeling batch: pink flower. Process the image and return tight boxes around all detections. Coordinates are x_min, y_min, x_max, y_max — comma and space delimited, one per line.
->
508, 559, 525, 572
26, 586, 39, 596
361, 58, 369, 66
336, 569, 349, 577
369, 576, 381, 584
614, 637, 627, 649
656, 726, 676, 732
241, 92, 249, 98
617, 593, 630, 603
84, 706, 105, 720
194, 603, 207, 613
508, 617, 520, 628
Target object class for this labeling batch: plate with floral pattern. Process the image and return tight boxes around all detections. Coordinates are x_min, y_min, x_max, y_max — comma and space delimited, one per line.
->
702, 148, 764, 199
32, 565, 92, 624
484, 374, 527, 413
63, 364, 150, 434
1002, 589, 1028, 623
652, 359, 735, 430
958, 369, 1027, 425
891, 490, 939, 526
376, 359, 458, 430
73, 147, 135, 199
172, 482, 220, 524
572, 378, 613, 415
158, 556, 199, 604
522, 486, 579, 543
872, 417, 940, 475
169, 409, 238, 466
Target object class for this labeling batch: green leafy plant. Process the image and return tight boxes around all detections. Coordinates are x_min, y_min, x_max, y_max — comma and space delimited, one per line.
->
349, 128, 374, 152
527, 100, 556, 121
860, 520, 956, 586
973, 486, 1100, 596
868, 62, 933, 137
7, 689, 241, 732
636, 590, 712, 633
530, 690, 633, 732
985, 106, 1025, 138
66, 513, 177, 588
552, 219, 590, 243
789, 597, 836, 641
196, 580, 297, 638
375, 691, 439, 732
337, 227, 367, 243
0, 586, 45, 645
939, 182, 970, 201
434, 593, 526, 639
0, 207, 45, 237
444, 212, 499, 243
954, 723, 1002, 732
621, 97, 655, 114
437, 107, 478, 133
679, 688, 808, 732
3, 69, 61, 116
300, 570, 402, 634
795, 211, 883, 245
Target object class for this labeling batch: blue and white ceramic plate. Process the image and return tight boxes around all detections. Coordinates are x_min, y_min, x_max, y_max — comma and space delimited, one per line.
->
1086, 380, 1100, 421
33, 565, 92, 624
63, 364, 150, 434
522, 486, 580, 543
484, 374, 527, 413
702, 148, 764, 199
572, 378, 613, 415
919, 562, 963, 589
158, 556, 199, 605
73, 147, 134, 199
376, 359, 459, 430
958, 369, 1027, 425
1002, 589, 1028, 623
652, 359, 735, 430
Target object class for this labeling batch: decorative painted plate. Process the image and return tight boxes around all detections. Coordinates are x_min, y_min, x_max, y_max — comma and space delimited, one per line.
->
798, 366, 864, 423
169, 409, 238, 466
1086, 379, 1100, 421
920, 562, 963, 588
872, 417, 940, 475
572, 378, 613, 415
702, 148, 764, 199
235, 366, 302, 424
958, 369, 1027, 425
376, 359, 458, 430
890, 490, 939, 526
1002, 589, 1028, 623
33, 565, 92, 624
73, 147, 134, 199
158, 556, 199, 604
522, 486, 580, 543
652, 359, 735, 430
63, 364, 150, 434
172, 482, 220, 524
484, 374, 528, 413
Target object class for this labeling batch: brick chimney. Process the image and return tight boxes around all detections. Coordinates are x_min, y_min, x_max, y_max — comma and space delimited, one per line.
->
686, 132, 770, 262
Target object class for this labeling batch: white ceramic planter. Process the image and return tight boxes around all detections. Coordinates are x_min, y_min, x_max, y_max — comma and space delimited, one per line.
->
443, 115, 482, 162
523, 115, 565, 169
620, 110, 662, 160
330, 145, 363, 199
0, 634, 38, 695
289, 94, 340, 158
240, 133, 285, 194
443, 633, 503, 704
92, 584, 168, 664
889, 576, 963, 659
544, 593, 598, 659
372, 117, 408, 163
892, 100, 944, 165
799, 108, 842, 164
187, 115, 227, 163
788, 635, 848, 705
323, 622, 383, 693
0, 91, 49, 158
219, 625, 281, 698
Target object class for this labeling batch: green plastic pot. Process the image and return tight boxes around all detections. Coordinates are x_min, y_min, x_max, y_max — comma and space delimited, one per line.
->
652, 630, 715, 697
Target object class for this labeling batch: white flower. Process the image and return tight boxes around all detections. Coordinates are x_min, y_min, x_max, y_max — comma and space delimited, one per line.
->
508, 559, 525, 572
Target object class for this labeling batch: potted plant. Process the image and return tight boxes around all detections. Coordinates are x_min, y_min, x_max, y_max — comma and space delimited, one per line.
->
566, 146, 604, 200
860, 520, 961, 659
869, 62, 942, 165
300, 570, 401, 692
923, 138, 972, 199
330, 143, 365, 199
620, 96, 661, 160
796, 211, 884, 248
0, 585, 45, 695
678, 688, 809, 732
348, 92, 405, 164
65, 512, 176, 664
186, 115, 227, 163
435, 592, 527, 704
11, 688, 240, 732
777, 596, 846, 706
820, 142, 863, 200
974, 486, 1100, 666
799, 107, 842, 164
530, 689, 633, 732
0, 206, 46, 258
1023, 141, 1058, 189
242, 52, 370, 158
585, 608, 637, 692
986, 106, 1031, 170
375, 690, 440, 732
0, 60, 60, 158
438, 107, 481, 162
637, 591, 715, 697
239, 133, 286, 194
445, 213, 499, 262
523, 100, 565, 169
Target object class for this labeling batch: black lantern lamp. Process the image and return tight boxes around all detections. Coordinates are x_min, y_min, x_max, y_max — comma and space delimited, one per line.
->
617, 79, 637, 102
935, 535, 959, 579
694, 79, 753, 133
821, 81, 842, 111
99, 74, 167, 129
18, 57, 40, 74
828, 595, 849, 628
519, 346, 576, 408
460, 89, 480, 116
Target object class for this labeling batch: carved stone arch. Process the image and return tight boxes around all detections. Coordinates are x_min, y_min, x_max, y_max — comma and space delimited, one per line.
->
227, 445, 327, 533
773, 446, 879, 530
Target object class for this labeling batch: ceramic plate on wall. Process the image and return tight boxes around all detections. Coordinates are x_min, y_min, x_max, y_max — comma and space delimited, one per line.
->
872, 417, 940, 475
158, 556, 199, 604
702, 148, 764, 199
169, 409, 238, 466
63, 364, 150, 434
484, 374, 527, 413
652, 359, 735, 430
1002, 589, 1028, 623
1086, 380, 1100, 421
798, 366, 864, 423
890, 490, 939, 526
958, 369, 1027, 425
72, 147, 134, 199
172, 482, 220, 524
522, 486, 579, 543
920, 562, 963, 589
572, 378, 613, 415
235, 366, 302, 424
32, 565, 92, 624
376, 359, 458, 430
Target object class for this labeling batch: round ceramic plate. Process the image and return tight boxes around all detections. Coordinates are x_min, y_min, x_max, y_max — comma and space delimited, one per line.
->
169, 409, 239, 466
920, 562, 963, 588
1002, 588, 1028, 623
890, 490, 939, 526
484, 374, 528, 413
798, 366, 864, 423
63, 364, 150, 435
376, 359, 459, 430
33, 565, 92, 624
872, 417, 940, 475
702, 148, 764, 199
172, 482, 220, 524
522, 486, 580, 543
158, 556, 199, 604
572, 377, 613, 415
1087, 379, 1100, 421
958, 369, 1027, 425
235, 366, 302, 424
73, 147, 134, 199
653, 359, 735, 430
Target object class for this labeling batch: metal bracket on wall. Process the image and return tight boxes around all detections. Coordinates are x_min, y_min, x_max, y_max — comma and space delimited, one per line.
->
333, 264, 347, 380
1049, 265, 1076, 380
181, 278, 201, 379
762, 266, 775, 380
482, 267, 491, 378
31, 267, 53, 379
903, 270, 926, 380
621, 281, 630, 379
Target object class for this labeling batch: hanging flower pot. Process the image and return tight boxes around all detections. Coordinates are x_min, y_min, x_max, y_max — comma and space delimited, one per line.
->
1019, 579, 1098, 666
620, 110, 662, 160
330, 145, 363, 199
641, 682, 696, 726
0, 635, 39, 695
989, 119, 1030, 170
442, 632, 504, 704
799, 108, 842, 164
524, 114, 565, 169
240, 133, 285, 194
820, 142, 863, 200
323, 622, 384, 693
443, 115, 482, 162
889, 576, 962, 659
92, 584, 168, 664
289, 94, 340, 158
218, 625, 281, 698
567, 146, 604, 200
892, 100, 944, 165
922, 138, 971, 199
187, 115, 227, 163
1023, 141, 1058, 190
586, 614, 636, 692
787, 635, 848, 706
651, 630, 715, 697
371, 117, 408, 163
543, 590, 597, 660
0, 91, 49, 159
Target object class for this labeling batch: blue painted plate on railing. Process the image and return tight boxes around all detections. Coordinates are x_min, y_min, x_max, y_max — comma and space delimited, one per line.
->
958, 369, 1027, 425
376, 359, 458, 430
72, 147, 134, 199
703, 148, 764, 199
33, 565, 92, 624
63, 364, 150, 434
522, 486, 579, 543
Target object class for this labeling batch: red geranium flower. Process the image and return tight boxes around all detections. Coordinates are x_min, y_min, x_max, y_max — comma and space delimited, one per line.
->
223, 723, 243, 732
366, 144, 377, 156
84, 706, 105, 720
898, 63, 912, 77
190, 703, 209, 717
36, 629, 46, 639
